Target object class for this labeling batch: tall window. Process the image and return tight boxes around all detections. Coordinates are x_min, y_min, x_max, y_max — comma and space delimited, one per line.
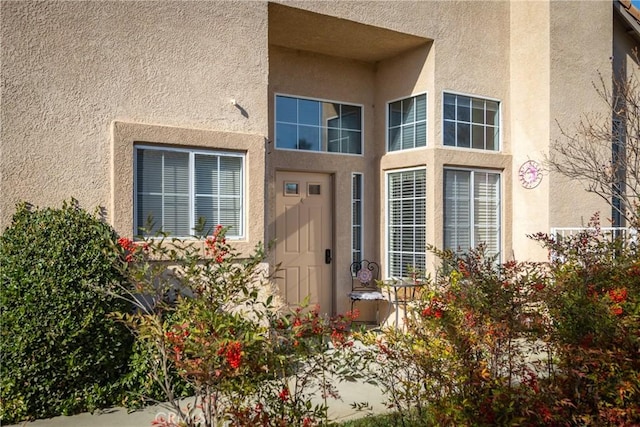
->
444, 169, 500, 256
612, 118, 625, 227
275, 95, 362, 154
388, 93, 427, 152
135, 146, 244, 238
352, 173, 363, 264
387, 168, 426, 277
443, 93, 499, 151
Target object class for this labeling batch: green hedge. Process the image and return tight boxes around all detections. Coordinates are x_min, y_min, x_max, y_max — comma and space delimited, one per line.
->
0, 200, 133, 423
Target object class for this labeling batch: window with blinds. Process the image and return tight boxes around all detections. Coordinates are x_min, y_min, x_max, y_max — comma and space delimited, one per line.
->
612, 118, 625, 227
387, 168, 426, 277
444, 169, 500, 257
135, 146, 244, 238
352, 173, 363, 264
388, 93, 427, 152
443, 93, 499, 151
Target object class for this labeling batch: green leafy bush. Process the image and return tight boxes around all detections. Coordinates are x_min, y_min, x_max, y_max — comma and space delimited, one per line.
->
0, 200, 133, 423
117, 337, 193, 410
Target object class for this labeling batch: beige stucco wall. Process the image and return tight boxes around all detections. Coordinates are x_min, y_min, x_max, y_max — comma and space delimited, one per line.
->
509, 0, 628, 260
2, 0, 631, 318
268, 1, 513, 315
509, 0, 551, 261
268, 45, 377, 314
548, 1, 615, 229
1, 1, 269, 243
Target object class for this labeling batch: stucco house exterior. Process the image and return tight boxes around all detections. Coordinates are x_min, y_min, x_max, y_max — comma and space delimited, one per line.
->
2, 1, 639, 319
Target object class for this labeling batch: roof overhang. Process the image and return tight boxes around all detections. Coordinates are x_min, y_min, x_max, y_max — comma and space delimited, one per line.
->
615, 0, 640, 42
268, 3, 430, 63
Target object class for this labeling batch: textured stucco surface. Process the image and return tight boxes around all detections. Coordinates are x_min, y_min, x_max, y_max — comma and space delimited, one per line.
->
266, 1, 513, 313
1, 1, 269, 229
268, 45, 378, 314
548, 1, 615, 227
1, 0, 637, 316
509, 0, 551, 261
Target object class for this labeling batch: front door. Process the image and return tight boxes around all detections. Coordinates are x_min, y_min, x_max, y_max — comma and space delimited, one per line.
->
275, 171, 333, 312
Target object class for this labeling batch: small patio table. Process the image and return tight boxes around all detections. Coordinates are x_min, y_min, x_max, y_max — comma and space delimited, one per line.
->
383, 278, 423, 330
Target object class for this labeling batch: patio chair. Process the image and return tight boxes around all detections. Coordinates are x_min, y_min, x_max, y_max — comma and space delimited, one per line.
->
348, 260, 385, 325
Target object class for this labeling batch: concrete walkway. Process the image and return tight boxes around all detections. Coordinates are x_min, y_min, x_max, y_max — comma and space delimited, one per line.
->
6, 378, 386, 427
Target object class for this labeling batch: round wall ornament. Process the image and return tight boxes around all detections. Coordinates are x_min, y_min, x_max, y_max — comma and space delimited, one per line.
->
518, 160, 543, 189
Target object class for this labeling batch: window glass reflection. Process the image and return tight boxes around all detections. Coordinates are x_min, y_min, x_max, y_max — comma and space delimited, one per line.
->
387, 94, 428, 152
443, 93, 500, 151
276, 96, 297, 123
299, 99, 319, 126
276, 123, 297, 149
298, 125, 320, 151
341, 104, 361, 129
275, 95, 362, 154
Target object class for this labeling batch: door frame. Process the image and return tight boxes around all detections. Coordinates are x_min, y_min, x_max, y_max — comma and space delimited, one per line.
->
274, 169, 335, 314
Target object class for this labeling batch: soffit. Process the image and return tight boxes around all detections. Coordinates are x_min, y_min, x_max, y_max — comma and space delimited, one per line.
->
268, 3, 430, 63
616, 0, 640, 41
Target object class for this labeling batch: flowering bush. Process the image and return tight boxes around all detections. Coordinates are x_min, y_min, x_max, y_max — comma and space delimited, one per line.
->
357, 246, 554, 426
356, 213, 639, 426
111, 227, 365, 426
531, 215, 640, 425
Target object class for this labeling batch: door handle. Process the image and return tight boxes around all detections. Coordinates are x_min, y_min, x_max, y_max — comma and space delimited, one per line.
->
325, 249, 332, 264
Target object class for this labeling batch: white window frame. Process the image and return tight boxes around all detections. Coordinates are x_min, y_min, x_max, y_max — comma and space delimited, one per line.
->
352, 173, 364, 264
274, 93, 364, 156
443, 167, 502, 258
386, 92, 428, 152
134, 145, 246, 239
442, 91, 501, 151
385, 167, 427, 278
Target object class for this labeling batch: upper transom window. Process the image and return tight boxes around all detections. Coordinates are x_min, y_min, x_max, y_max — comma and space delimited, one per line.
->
388, 93, 427, 152
443, 93, 499, 151
275, 95, 362, 154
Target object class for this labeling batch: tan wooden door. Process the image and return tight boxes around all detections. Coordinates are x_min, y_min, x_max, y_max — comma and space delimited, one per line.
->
275, 171, 333, 312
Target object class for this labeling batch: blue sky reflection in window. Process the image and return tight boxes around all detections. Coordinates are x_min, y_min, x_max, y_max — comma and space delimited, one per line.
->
275, 95, 362, 154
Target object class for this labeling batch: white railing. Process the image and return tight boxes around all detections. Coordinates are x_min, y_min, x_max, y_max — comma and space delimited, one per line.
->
550, 227, 630, 240
550, 226, 637, 247
547, 227, 638, 263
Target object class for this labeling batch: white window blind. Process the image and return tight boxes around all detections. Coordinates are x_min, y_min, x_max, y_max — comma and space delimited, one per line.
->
444, 169, 500, 256
387, 168, 426, 277
443, 170, 471, 251
136, 147, 244, 238
474, 172, 500, 255
352, 173, 363, 264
